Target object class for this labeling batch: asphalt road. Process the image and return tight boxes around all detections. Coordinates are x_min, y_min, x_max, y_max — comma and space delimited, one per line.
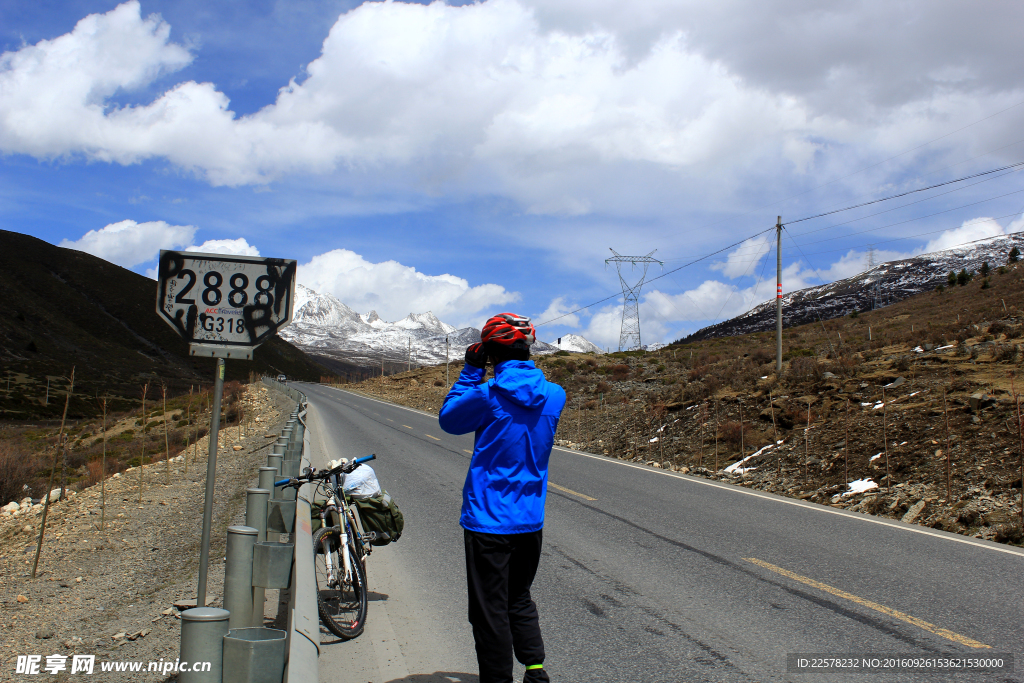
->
299, 382, 1024, 683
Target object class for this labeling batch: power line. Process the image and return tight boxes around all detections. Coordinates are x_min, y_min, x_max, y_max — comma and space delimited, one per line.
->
537, 156, 1024, 334
785, 160, 1024, 226
789, 166, 1020, 238
794, 211, 1024, 258
791, 186, 1024, 248
535, 226, 775, 327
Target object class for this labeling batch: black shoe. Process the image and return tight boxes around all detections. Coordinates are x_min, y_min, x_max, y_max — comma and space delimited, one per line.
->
524, 664, 550, 683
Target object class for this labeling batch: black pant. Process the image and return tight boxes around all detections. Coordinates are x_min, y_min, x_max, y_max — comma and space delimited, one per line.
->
464, 529, 549, 683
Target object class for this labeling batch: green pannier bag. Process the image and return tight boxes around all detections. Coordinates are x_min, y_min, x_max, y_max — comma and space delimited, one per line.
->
352, 490, 405, 546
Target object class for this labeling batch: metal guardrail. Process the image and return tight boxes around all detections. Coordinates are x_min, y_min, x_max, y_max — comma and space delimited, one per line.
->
262, 378, 318, 683
180, 378, 316, 683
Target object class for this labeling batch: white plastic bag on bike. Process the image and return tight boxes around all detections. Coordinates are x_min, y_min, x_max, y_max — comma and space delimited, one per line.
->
328, 458, 382, 499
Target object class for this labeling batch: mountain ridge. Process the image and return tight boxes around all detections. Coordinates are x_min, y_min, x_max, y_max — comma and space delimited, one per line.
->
282, 285, 600, 374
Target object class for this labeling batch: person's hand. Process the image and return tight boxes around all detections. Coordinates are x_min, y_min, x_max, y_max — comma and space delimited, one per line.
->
465, 342, 488, 368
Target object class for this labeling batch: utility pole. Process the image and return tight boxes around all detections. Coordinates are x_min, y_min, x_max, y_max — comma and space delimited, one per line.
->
408, 336, 411, 372
776, 216, 783, 374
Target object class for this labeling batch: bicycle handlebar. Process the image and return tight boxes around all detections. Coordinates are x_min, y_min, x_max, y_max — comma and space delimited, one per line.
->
272, 454, 377, 488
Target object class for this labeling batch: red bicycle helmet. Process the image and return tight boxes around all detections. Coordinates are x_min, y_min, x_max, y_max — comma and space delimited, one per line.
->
481, 313, 536, 346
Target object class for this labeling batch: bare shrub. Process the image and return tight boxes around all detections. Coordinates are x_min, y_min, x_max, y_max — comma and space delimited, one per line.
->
718, 421, 745, 446
0, 440, 36, 503
85, 458, 108, 487
610, 364, 631, 381
996, 344, 1019, 363
595, 381, 611, 394
989, 320, 1007, 337
894, 355, 912, 372
584, 400, 598, 410
433, 379, 444, 387
682, 381, 706, 402
750, 348, 772, 364
787, 356, 820, 382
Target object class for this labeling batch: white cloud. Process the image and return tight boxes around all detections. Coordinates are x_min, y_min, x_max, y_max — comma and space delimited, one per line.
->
186, 238, 260, 257
579, 305, 624, 350
922, 216, 1013, 254
710, 235, 771, 279
59, 219, 196, 268
535, 297, 581, 328
4, 0, 1021, 217
297, 248, 518, 326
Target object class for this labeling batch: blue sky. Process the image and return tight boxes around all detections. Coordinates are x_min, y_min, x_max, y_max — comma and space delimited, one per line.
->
2, 0, 1023, 349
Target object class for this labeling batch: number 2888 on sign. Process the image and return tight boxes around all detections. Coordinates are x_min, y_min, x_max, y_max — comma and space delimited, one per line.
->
156, 251, 296, 348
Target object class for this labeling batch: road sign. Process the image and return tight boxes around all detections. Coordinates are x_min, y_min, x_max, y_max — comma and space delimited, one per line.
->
156, 250, 297, 358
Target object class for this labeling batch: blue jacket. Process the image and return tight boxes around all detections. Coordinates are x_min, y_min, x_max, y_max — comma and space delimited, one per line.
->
439, 360, 566, 534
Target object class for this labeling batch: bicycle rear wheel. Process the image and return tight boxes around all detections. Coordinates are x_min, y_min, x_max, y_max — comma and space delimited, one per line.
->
312, 526, 368, 639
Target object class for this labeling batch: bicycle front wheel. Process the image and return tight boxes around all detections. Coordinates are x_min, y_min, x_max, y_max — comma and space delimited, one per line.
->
312, 526, 368, 639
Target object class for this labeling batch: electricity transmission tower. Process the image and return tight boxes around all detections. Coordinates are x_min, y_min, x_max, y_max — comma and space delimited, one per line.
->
606, 249, 662, 352
866, 246, 885, 310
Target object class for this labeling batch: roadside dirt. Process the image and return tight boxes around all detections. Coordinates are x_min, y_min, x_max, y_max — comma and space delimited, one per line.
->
0, 384, 296, 681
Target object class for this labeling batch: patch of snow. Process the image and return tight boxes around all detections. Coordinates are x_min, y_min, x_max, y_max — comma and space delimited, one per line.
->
936, 344, 955, 350
724, 442, 778, 473
873, 403, 885, 410
912, 346, 924, 353
860, 402, 873, 407
649, 437, 659, 443
870, 453, 881, 461
843, 478, 878, 497
899, 441, 908, 446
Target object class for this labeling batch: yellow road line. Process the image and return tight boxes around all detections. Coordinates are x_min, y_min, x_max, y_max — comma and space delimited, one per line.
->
548, 482, 597, 501
425, 434, 441, 441
744, 558, 990, 649
387, 418, 393, 422
463, 449, 472, 454
403, 425, 412, 429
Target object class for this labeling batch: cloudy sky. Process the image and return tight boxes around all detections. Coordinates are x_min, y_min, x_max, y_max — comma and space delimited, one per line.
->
3, 0, 1023, 348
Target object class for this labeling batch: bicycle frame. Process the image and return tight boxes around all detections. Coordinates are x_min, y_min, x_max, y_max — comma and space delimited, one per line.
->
316, 471, 371, 588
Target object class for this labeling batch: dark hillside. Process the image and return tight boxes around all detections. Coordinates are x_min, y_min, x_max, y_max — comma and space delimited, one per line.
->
0, 230, 324, 418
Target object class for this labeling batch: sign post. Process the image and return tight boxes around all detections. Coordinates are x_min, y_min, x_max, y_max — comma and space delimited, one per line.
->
156, 250, 296, 607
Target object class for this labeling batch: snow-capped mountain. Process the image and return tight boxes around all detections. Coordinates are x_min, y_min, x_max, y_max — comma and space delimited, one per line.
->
280, 285, 600, 372
555, 334, 604, 354
684, 233, 1024, 341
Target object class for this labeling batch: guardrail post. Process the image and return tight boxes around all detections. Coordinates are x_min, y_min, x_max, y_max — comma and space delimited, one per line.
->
258, 466, 277, 492
246, 489, 270, 628
224, 525, 258, 630
267, 453, 283, 474
179, 607, 230, 683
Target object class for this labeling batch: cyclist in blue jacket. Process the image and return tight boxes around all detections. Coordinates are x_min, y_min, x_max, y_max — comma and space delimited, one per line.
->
439, 313, 566, 683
